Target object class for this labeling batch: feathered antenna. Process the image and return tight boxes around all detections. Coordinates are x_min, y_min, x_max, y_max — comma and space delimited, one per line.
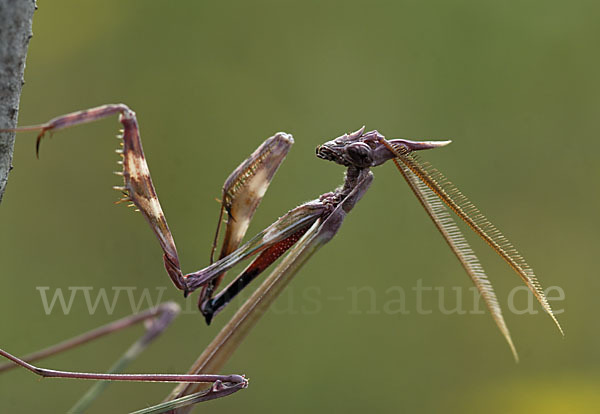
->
382, 139, 563, 350
390, 144, 518, 361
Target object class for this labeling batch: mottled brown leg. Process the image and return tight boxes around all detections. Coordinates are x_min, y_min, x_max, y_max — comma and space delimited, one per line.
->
2, 104, 185, 289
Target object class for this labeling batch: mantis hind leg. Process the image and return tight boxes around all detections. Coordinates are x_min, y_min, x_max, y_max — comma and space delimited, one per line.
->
0, 302, 248, 411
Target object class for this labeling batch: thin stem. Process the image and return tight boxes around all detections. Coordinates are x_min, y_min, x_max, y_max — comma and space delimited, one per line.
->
0, 303, 178, 373
131, 384, 247, 414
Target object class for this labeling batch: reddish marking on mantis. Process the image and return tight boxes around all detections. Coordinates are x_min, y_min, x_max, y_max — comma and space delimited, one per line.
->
0, 105, 562, 413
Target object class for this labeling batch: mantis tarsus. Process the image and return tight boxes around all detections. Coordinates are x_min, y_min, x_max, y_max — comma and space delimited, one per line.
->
0, 104, 563, 413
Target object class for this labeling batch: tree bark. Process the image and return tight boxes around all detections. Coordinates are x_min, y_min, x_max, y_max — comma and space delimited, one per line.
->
0, 0, 35, 204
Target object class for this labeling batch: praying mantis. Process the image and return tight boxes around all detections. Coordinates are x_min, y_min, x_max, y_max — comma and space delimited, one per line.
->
0, 104, 563, 413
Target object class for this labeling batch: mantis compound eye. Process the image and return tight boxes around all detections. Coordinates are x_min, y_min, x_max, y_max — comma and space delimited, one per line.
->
344, 142, 373, 168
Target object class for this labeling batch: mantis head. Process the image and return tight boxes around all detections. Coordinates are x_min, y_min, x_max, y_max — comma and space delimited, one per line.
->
316, 126, 451, 168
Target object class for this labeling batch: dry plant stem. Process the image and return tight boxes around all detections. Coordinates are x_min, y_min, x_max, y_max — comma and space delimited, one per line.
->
0, 303, 178, 373
0, 0, 35, 203
131, 383, 247, 414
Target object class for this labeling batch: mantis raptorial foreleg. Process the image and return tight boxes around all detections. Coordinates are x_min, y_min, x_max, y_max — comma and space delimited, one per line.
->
3, 104, 298, 299
12, 104, 187, 288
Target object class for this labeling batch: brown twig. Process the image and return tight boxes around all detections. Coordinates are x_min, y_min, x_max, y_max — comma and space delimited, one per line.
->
0, 0, 36, 203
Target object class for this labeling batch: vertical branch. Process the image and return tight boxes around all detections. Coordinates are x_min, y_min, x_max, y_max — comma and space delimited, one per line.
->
0, 0, 36, 203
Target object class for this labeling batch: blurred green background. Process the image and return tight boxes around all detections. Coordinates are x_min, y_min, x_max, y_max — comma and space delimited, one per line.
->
1, 1, 599, 413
